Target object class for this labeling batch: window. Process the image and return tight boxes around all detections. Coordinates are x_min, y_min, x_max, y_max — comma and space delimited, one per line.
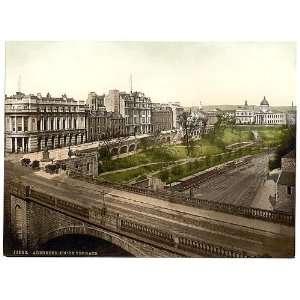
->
287, 186, 292, 195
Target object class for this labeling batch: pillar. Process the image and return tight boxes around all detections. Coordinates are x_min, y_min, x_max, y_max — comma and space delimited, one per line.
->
22, 117, 24, 132
22, 138, 25, 153
15, 138, 18, 152
28, 117, 32, 132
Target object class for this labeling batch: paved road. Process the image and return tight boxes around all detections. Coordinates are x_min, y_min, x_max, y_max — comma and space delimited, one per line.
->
192, 154, 270, 207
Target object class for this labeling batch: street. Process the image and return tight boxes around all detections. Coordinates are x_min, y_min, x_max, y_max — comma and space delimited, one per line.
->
192, 154, 273, 208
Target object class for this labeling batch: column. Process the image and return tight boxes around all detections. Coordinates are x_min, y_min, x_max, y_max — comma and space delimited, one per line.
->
10, 117, 13, 131
28, 117, 32, 132
22, 116, 24, 132
22, 138, 25, 152
15, 138, 18, 152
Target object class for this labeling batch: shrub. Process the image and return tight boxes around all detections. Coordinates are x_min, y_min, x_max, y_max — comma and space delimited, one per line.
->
45, 164, 59, 174
31, 160, 40, 169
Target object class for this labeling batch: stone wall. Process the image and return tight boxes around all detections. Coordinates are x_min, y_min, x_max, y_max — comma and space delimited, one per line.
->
282, 157, 296, 172
65, 152, 98, 177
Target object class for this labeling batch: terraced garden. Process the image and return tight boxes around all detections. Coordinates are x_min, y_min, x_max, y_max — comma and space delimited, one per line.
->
98, 126, 288, 184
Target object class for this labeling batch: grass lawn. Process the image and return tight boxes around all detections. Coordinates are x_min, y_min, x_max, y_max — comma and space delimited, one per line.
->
98, 126, 285, 183
255, 127, 288, 146
98, 162, 172, 183
158, 146, 264, 184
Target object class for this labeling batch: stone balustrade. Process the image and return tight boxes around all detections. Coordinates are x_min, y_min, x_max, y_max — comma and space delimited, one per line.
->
96, 180, 294, 226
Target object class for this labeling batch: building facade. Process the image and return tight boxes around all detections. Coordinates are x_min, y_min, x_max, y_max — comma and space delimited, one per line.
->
85, 110, 127, 142
275, 150, 296, 214
235, 100, 255, 124
87, 92, 105, 111
120, 91, 152, 135
5, 92, 87, 153
235, 97, 288, 126
104, 89, 125, 116
168, 102, 184, 129
151, 104, 173, 133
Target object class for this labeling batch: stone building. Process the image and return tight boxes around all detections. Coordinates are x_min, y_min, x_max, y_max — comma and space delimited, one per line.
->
86, 92, 105, 111
120, 91, 152, 135
235, 100, 255, 124
104, 89, 125, 116
63, 152, 99, 177
235, 97, 288, 126
85, 110, 127, 142
274, 150, 296, 214
5, 92, 87, 153
168, 102, 184, 129
151, 104, 173, 133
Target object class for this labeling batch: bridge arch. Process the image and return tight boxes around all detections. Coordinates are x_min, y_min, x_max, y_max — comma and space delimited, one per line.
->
128, 144, 136, 152
111, 147, 119, 156
36, 225, 147, 257
120, 145, 128, 154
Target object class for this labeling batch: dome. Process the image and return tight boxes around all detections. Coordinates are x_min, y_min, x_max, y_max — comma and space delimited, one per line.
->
260, 96, 269, 106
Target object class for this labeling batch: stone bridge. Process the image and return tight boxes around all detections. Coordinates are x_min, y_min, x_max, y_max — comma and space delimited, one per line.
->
7, 172, 295, 257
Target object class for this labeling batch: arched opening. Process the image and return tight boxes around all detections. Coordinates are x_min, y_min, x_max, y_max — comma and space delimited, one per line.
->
39, 234, 134, 257
167, 136, 171, 143
111, 148, 119, 156
128, 144, 135, 152
120, 145, 128, 154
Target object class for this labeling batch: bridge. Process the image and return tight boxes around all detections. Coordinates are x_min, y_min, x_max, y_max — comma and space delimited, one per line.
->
6, 163, 294, 257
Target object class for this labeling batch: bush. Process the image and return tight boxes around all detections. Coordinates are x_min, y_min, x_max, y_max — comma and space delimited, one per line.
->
31, 160, 40, 169
21, 158, 31, 167
45, 164, 59, 174
159, 169, 170, 183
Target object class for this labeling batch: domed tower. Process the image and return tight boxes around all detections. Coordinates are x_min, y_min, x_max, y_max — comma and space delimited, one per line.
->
260, 96, 270, 113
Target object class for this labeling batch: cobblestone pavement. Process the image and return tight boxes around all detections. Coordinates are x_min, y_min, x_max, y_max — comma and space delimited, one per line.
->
192, 154, 272, 208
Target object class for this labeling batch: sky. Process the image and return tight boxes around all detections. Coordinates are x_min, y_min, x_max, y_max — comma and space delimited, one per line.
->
5, 41, 296, 107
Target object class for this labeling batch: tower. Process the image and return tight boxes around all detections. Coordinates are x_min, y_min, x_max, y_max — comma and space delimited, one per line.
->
130, 74, 133, 93
17, 75, 22, 93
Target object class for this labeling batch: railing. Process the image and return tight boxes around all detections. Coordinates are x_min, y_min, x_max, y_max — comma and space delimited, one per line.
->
93, 180, 295, 226
120, 218, 256, 258
9, 182, 265, 257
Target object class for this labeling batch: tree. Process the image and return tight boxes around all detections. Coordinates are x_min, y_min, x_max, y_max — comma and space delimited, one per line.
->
269, 126, 296, 170
179, 111, 203, 156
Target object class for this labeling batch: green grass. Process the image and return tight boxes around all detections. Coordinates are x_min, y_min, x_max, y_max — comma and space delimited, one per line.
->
98, 162, 172, 183
98, 126, 286, 183
255, 127, 288, 146
158, 146, 264, 184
